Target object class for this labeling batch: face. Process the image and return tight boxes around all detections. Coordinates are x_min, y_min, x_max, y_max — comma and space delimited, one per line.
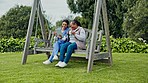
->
70, 22, 78, 30
62, 22, 68, 30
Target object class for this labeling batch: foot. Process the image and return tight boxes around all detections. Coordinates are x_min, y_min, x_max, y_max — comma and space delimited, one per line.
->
53, 55, 58, 60
43, 60, 51, 65
59, 62, 67, 68
55, 61, 62, 67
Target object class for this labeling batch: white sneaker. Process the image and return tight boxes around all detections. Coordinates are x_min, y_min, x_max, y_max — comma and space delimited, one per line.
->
53, 55, 58, 60
59, 62, 67, 68
43, 60, 51, 65
55, 61, 62, 67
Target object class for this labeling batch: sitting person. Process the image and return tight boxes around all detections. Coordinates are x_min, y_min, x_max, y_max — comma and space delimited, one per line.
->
43, 20, 70, 64
55, 20, 86, 67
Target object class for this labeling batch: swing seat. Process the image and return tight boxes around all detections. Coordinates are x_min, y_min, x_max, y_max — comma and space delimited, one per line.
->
34, 28, 108, 60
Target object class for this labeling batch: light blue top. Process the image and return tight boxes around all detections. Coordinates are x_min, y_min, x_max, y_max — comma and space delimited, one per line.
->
55, 27, 69, 43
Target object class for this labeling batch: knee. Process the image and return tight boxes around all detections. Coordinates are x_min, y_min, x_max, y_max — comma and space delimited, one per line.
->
60, 44, 66, 50
67, 44, 74, 50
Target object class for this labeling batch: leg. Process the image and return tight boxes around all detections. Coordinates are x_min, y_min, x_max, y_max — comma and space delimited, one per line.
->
59, 42, 71, 62
64, 42, 77, 63
49, 41, 60, 62
53, 41, 60, 55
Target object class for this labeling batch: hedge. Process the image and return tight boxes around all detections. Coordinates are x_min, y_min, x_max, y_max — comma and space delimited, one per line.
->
0, 37, 148, 53
101, 36, 148, 53
0, 37, 34, 52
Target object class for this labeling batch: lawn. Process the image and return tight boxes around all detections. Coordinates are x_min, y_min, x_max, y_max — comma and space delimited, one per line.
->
0, 52, 148, 83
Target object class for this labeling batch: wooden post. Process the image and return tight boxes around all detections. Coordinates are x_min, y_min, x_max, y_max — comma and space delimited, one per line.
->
87, 0, 102, 73
102, 0, 113, 65
21, 0, 39, 64
38, 2, 47, 41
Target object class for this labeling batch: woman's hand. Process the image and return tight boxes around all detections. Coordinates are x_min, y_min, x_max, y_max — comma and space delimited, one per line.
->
58, 35, 62, 39
54, 32, 57, 36
71, 31, 75, 35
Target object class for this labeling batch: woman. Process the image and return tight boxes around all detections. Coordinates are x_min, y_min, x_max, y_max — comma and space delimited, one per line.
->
55, 20, 86, 67
43, 20, 69, 64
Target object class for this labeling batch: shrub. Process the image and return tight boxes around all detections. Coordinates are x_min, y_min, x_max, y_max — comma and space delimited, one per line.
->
0, 37, 148, 53
101, 36, 148, 53
0, 37, 34, 52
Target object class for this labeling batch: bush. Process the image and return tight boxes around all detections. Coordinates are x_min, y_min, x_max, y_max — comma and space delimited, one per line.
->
0, 37, 34, 52
101, 36, 148, 53
0, 37, 148, 53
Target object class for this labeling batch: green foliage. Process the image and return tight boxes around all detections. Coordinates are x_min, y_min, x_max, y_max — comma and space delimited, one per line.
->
0, 37, 34, 52
74, 16, 89, 29
0, 5, 50, 39
101, 36, 148, 53
0, 37, 148, 53
67, 0, 95, 29
123, 0, 148, 42
67, 0, 126, 37
0, 5, 32, 38
67, 0, 148, 39
55, 15, 74, 28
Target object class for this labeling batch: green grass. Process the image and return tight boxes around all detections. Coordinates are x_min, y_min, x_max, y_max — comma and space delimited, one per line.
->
0, 52, 148, 83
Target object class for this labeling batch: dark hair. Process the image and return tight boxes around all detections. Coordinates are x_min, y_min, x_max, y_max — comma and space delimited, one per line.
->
62, 19, 69, 25
71, 20, 81, 27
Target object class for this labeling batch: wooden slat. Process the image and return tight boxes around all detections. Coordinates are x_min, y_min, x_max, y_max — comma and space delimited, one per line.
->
94, 52, 109, 60
35, 47, 53, 52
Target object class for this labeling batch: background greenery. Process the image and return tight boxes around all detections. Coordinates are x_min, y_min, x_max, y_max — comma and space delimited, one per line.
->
0, 5, 31, 38
0, 0, 147, 53
0, 37, 148, 53
0, 5, 51, 39
67, 0, 148, 41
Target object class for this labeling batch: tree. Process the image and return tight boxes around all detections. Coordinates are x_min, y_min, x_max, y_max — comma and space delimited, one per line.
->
67, 0, 95, 29
67, 0, 128, 38
0, 5, 32, 38
74, 16, 89, 28
123, 0, 148, 42
55, 15, 74, 28
0, 5, 50, 38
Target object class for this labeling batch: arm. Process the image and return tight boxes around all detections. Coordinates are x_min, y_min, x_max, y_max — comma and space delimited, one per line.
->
74, 28, 86, 42
61, 36, 67, 41
61, 28, 69, 41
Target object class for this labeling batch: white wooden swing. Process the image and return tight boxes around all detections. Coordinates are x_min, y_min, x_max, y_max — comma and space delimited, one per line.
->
22, 0, 112, 73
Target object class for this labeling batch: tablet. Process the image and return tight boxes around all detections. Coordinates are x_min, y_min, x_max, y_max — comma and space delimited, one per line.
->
55, 27, 62, 36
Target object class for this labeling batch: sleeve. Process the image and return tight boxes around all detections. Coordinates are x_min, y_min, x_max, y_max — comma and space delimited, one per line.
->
61, 28, 69, 41
61, 36, 67, 41
74, 28, 86, 42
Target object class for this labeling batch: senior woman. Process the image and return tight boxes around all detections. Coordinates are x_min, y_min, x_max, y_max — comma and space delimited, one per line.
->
55, 20, 86, 67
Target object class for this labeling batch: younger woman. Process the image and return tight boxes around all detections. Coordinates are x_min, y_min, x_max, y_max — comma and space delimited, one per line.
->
43, 20, 69, 64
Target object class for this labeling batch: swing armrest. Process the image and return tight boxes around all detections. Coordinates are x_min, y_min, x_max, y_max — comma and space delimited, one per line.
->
34, 38, 50, 43
34, 38, 51, 48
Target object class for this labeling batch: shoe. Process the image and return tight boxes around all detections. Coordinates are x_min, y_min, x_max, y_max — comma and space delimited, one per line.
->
53, 55, 58, 60
43, 60, 51, 65
59, 62, 67, 68
55, 61, 62, 67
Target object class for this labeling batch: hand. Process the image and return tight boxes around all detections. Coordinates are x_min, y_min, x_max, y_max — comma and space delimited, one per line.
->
62, 26, 65, 31
71, 31, 75, 35
58, 35, 62, 39
54, 32, 57, 36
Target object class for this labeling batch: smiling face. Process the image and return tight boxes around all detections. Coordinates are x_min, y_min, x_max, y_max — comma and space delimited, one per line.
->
70, 22, 78, 30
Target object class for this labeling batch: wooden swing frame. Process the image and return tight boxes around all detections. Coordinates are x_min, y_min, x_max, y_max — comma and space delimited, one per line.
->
22, 0, 112, 73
